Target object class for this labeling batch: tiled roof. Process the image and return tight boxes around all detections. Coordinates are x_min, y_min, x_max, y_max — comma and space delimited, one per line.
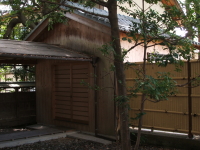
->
60, 1, 140, 32
24, 1, 200, 48
60, 1, 200, 47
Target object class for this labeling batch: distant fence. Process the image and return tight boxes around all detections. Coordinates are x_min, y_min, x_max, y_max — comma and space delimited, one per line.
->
125, 60, 200, 135
0, 83, 36, 127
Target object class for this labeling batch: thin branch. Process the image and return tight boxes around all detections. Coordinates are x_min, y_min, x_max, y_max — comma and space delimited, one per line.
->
0, 13, 18, 19
42, 4, 60, 16
126, 41, 145, 53
176, 75, 200, 88
131, 1, 142, 10
146, 43, 161, 48
144, 4, 154, 12
126, 38, 155, 53
31, 0, 41, 8
90, 0, 108, 7
3, 18, 22, 39
146, 98, 163, 103
41, 0, 109, 18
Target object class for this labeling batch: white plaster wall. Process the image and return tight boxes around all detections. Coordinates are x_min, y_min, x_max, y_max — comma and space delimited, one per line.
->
104, 0, 165, 16
115, 1, 165, 16
120, 33, 170, 62
123, 43, 169, 62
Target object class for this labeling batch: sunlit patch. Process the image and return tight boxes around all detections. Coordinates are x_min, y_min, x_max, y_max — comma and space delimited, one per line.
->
8, 84, 20, 87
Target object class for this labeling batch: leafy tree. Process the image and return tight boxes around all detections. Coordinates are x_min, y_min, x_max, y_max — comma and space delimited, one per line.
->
0, 65, 12, 81
181, 0, 200, 40
0, 0, 67, 39
0, 65, 35, 82
1, 0, 200, 149
0, 0, 131, 149
121, 0, 200, 149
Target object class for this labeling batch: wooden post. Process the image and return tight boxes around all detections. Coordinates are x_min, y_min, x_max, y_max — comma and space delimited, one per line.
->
187, 58, 193, 138
15, 87, 19, 119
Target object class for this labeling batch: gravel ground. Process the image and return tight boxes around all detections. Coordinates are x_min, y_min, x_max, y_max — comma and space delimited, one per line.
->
0, 136, 182, 150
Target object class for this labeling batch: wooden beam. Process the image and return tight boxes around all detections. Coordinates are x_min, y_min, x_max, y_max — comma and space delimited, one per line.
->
25, 19, 49, 41
0, 60, 37, 64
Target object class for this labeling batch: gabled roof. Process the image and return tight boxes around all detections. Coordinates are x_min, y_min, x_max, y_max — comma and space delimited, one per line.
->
0, 39, 91, 62
60, 1, 200, 48
24, 1, 200, 49
24, 2, 137, 40
60, 1, 140, 32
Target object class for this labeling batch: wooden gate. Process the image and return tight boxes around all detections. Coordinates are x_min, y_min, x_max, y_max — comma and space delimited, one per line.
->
125, 61, 200, 135
52, 62, 90, 124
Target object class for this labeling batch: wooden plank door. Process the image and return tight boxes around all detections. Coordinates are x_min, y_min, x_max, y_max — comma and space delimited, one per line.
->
52, 62, 90, 124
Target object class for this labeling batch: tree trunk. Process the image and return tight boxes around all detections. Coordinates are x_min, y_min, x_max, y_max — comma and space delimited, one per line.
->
135, 3, 147, 146
18, 11, 36, 29
107, 0, 131, 149
134, 95, 145, 150
3, 18, 22, 39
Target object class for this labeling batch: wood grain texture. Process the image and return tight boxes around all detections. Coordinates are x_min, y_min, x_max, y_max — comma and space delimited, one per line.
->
34, 19, 115, 136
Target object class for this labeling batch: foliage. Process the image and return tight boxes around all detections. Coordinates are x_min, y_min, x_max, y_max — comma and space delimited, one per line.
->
130, 72, 177, 102
80, 79, 100, 91
1, 0, 200, 149
0, 65, 35, 82
0, 65, 12, 80
179, 0, 200, 39
118, 0, 200, 149
13, 66, 35, 81
0, 0, 68, 40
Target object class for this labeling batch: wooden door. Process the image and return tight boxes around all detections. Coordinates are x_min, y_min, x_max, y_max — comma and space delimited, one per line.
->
52, 62, 90, 124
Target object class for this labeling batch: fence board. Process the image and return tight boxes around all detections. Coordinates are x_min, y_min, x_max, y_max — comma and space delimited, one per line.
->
0, 92, 36, 127
126, 61, 200, 135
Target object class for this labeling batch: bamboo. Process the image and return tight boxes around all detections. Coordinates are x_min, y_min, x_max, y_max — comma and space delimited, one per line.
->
127, 61, 200, 136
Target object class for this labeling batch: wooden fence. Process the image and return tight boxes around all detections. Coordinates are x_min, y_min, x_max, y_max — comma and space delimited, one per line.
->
125, 60, 200, 136
0, 92, 36, 127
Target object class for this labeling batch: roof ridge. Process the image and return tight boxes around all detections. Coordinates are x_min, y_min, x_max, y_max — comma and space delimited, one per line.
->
61, 1, 140, 32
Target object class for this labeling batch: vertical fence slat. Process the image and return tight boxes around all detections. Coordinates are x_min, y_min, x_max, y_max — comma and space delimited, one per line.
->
126, 61, 200, 135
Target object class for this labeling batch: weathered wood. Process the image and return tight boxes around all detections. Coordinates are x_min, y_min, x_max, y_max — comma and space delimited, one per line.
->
55, 100, 71, 105
64, 13, 111, 36
55, 70, 71, 74
25, 19, 49, 41
73, 111, 88, 116
0, 40, 91, 61
54, 96, 70, 101
0, 60, 37, 64
53, 62, 90, 124
0, 92, 36, 127
34, 18, 114, 135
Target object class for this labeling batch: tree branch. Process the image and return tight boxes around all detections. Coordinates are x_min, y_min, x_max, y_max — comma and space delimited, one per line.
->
18, 11, 36, 29
146, 43, 161, 48
41, 0, 109, 18
31, 0, 41, 8
3, 18, 22, 39
126, 41, 145, 53
90, 0, 108, 7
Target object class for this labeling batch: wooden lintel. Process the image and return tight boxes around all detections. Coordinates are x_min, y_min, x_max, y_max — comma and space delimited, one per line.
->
0, 60, 37, 64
